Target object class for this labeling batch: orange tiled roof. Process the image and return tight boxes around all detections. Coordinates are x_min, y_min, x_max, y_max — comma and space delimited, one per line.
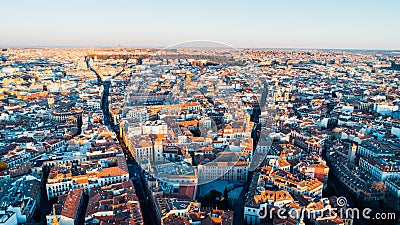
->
61, 188, 83, 219
98, 167, 128, 178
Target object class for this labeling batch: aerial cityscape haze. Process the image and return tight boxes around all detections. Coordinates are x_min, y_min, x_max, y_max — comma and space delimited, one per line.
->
1, 1, 400, 225
2, 0, 400, 49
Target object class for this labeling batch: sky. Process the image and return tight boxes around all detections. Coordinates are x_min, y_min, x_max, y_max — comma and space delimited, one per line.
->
1, 0, 400, 49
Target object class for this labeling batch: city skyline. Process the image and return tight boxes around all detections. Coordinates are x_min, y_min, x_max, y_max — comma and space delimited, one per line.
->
2, 0, 400, 49
1, 1, 400, 225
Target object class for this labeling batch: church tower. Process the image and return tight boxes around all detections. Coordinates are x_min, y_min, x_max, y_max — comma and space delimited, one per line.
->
51, 207, 60, 225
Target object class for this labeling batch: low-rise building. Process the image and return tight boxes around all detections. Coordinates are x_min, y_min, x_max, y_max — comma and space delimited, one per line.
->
46, 157, 129, 199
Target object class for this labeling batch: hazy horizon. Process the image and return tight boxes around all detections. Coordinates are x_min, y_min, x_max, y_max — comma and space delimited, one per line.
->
2, 0, 400, 49
2, 45, 400, 52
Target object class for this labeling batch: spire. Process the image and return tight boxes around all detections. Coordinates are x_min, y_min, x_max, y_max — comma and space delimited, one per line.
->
51, 206, 60, 225
147, 153, 152, 173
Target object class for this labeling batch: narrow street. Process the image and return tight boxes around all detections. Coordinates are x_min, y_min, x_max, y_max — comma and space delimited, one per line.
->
86, 57, 157, 225
233, 171, 252, 225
